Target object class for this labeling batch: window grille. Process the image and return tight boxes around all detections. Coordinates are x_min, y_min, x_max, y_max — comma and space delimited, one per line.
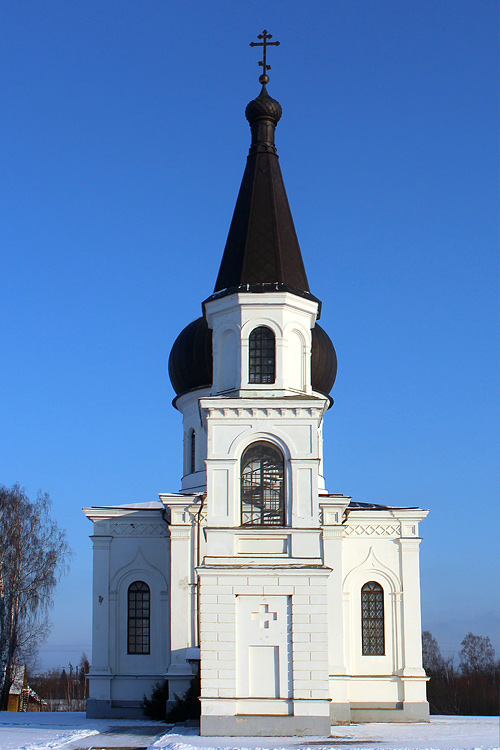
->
249, 327, 275, 384
361, 581, 385, 655
190, 430, 196, 474
128, 581, 150, 654
241, 441, 285, 526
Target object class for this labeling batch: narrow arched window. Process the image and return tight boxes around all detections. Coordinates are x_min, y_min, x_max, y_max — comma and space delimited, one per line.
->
128, 581, 150, 654
190, 429, 196, 474
361, 581, 384, 655
249, 327, 275, 384
241, 441, 284, 526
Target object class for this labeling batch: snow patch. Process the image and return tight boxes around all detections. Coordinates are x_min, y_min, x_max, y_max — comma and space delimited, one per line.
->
1, 727, 98, 750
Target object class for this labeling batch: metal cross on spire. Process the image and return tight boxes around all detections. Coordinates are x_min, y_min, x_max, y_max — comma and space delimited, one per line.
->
250, 29, 280, 85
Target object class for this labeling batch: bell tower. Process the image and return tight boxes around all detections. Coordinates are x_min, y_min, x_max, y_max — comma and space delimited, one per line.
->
167, 32, 337, 736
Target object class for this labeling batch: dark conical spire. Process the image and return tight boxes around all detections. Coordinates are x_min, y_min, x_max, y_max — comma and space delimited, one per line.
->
211, 84, 317, 304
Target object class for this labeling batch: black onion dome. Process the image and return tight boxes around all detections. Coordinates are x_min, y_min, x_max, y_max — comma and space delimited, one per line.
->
168, 317, 212, 396
169, 317, 336, 399
245, 85, 282, 124
311, 324, 337, 397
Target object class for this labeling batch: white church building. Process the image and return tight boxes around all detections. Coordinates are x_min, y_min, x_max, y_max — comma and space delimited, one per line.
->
84, 55, 429, 735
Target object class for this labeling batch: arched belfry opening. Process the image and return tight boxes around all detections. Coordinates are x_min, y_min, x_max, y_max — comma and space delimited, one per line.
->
241, 441, 285, 526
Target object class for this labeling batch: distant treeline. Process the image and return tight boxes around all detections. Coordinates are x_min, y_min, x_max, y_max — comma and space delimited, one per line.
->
30, 653, 89, 711
423, 631, 499, 715
30, 637, 499, 715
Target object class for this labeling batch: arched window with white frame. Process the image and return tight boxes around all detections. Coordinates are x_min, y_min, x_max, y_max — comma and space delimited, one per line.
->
361, 581, 384, 655
128, 581, 150, 654
248, 327, 275, 384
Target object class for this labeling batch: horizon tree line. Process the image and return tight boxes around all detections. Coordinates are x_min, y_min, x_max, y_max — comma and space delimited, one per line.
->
422, 630, 499, 715
30, 652, 90, 711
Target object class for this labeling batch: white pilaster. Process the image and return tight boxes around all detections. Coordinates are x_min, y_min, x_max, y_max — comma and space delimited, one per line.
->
86, 534, 112, 705
399, 536, 426, 676
162, 495, 204, 677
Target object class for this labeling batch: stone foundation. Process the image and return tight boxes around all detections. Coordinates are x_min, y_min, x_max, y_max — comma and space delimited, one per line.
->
86, 698, 145, 719
201, 713, 331, 736
350, 701, 430, 723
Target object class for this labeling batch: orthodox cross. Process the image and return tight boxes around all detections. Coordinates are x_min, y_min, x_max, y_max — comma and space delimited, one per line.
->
250, 29, 280, 84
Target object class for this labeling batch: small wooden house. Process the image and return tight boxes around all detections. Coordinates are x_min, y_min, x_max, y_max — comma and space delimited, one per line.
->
7, 665, 43, 712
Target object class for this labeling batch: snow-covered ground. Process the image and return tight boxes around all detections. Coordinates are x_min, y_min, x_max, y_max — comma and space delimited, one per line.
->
0, 712, 498, 750
0, 712, 163, 750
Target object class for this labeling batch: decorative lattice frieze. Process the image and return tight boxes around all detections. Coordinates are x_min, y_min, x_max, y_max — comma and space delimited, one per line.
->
109, 522, 168, 537
344, 523, 400, 537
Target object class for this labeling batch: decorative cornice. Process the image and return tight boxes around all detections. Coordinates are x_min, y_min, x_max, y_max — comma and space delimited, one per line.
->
200, 402, 325, 421
83, 506, 164, 522
346, 508, 429, 522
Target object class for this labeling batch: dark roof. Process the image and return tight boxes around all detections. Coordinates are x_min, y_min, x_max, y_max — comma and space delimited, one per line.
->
168, 316, 336, 400
311, 324, 337, 397
169, 84, 337, 401
210, 85, 315, 304
168, 317, 212, 396
347, 501, 419, 510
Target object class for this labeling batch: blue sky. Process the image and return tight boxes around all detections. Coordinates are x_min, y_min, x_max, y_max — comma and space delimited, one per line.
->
1, 1, 498, 671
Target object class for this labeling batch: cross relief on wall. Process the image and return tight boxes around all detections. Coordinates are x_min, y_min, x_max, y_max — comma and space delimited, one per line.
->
251, 603, 278, 629
237, 594, 292, 699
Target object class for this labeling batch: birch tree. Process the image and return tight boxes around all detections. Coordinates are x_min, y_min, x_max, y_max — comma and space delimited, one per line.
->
0, 484, 70, 710
459, 632, 495, 675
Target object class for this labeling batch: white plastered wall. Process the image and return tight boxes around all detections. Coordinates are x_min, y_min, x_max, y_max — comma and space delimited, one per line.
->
205, 291, 319, 397
200, 398, 328, 533
337, 509, 428, 716
176, 387, 210, 493
84, 506, 171, 715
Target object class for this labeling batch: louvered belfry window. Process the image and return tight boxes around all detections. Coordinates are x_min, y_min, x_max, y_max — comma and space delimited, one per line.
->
361, 581, 385, 655
249, 327, 275, 384
128, 581, 150, 654
241, 442, 285, 526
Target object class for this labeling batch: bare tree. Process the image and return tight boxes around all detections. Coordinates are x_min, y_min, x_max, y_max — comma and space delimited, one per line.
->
422, 630, 498, 715
422, 630, 445, 674
459, 632, 495, 675
78, 651, 90, 703
0, 484, 70, 710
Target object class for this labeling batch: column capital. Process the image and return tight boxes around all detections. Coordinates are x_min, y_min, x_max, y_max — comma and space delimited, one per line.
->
90, 535, 112, 549
398, 538, 422, 551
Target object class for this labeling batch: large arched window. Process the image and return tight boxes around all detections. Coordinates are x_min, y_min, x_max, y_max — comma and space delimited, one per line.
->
128, 581, 150, 654
241, 442, 285, 526
361, 581, 384, 655
249, 327, 275, 384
